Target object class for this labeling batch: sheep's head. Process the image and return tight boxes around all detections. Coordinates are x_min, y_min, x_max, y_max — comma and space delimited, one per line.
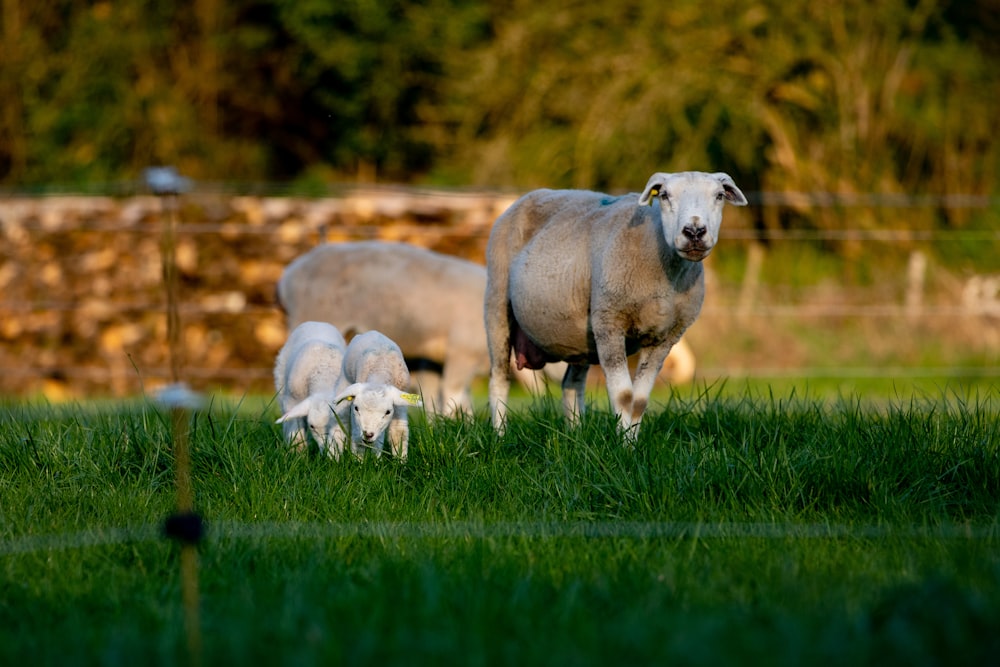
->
638, 172, 747, 261
335, 382, 422, 447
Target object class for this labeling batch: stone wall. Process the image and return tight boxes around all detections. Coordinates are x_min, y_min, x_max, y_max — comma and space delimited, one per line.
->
0, 188, 519, 399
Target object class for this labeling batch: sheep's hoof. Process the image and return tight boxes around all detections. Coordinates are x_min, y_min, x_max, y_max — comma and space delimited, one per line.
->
620, 424, 640, 448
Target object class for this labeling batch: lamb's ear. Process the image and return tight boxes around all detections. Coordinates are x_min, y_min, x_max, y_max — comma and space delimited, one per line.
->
334, 383, 366, 405
276, 397, 313, 423
390, 387, 423, 408
639, 172, 671, 206
713, 173, 748, 206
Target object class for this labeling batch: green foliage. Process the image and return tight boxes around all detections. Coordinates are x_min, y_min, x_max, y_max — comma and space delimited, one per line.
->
1, 393, 998, 664
0, 0, 996, 235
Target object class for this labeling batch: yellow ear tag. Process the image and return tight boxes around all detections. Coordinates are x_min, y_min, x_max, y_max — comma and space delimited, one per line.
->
401, 392, 421, 406
648, 188, 659, 206
336, 395, 356, 405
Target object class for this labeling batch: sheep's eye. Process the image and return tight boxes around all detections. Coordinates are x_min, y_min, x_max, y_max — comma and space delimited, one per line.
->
354, 405, 359, 412
716, 191, 726, 201
384, 410, 391, 416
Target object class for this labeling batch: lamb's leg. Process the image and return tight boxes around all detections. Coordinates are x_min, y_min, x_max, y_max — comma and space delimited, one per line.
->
325, 423, 347, 460
283, 420, 309, 453
349, 434, 366, 458
561, 363, 589, 427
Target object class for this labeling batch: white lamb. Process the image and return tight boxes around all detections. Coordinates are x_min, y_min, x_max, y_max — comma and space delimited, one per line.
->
273, 321, 350, 456
485, 171, 747, 438
339, 330, 422, 459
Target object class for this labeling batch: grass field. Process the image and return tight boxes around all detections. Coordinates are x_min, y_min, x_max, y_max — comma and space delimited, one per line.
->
1, 384, 998, 666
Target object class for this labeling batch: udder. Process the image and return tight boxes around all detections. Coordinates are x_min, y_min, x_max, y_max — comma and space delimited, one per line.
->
512, 320, 547, 371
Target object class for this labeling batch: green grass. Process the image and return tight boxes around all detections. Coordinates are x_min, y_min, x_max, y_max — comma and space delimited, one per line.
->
1, 388, 998, 666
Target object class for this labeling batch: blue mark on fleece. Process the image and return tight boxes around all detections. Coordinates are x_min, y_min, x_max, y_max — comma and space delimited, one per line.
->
600, 196, 620, 206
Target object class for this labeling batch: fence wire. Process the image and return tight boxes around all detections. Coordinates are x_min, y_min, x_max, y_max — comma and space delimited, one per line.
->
2, 519, 997, 557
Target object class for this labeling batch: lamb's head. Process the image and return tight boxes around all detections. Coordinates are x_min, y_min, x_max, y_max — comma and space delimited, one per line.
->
638, 171, 747, 261
275, 393, 343, 449
335, 382, 422, 447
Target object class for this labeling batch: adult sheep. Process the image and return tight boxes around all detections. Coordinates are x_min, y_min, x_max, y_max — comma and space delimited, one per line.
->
485, 171, 747, 438
277, 241, 506, 416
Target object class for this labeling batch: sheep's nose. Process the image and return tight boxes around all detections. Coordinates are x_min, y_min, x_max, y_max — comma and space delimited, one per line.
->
682, 225, 707, 241
363, 431, 375, 441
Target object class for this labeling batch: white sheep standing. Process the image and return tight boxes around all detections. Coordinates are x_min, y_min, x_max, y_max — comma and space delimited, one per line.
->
339, 330, 422, 459
273, 320, 350, 456
485, 171, 747, 438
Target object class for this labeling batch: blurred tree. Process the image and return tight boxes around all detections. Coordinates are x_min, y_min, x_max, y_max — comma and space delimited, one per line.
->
745, 0, 996, 232
0, 0, 995, 229
255, 0, 487, 181
0, 0, 486, 185
435, 0, 997, 231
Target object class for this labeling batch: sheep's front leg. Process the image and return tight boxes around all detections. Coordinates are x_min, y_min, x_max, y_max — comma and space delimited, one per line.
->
627, 343, 674, 439
561, 363, 589, 427
595, 334, 635, 434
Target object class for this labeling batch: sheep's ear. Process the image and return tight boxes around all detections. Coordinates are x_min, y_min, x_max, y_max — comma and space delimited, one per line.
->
713, 173, 748, 206
639, 172, 671, 206
334, 383, 365, 405
391, 388, 423, 408
276, 398, 313, 423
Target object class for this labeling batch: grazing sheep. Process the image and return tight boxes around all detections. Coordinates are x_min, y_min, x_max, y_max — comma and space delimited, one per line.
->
485, 171, 747, 438
277, 241, 509, 416
338, 330, 422, 459
273, 321, 350, 456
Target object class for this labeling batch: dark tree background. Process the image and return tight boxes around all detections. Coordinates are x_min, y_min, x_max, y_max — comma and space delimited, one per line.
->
0, 0, 996, 231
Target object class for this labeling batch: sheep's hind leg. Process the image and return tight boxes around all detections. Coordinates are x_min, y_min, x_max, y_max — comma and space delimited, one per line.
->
561, 363, 589, 427
488, 363, 511, 433
485, 273, 515, 432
